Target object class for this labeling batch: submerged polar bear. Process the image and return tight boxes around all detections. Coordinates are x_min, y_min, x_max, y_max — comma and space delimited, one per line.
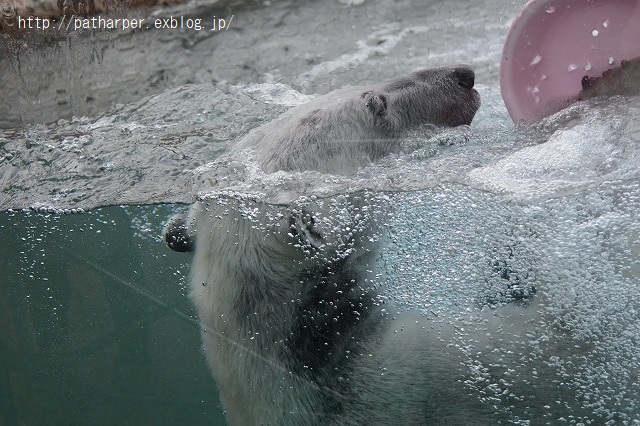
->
165, 66, 497, 424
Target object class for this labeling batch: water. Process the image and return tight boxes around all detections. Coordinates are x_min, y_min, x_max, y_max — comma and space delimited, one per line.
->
2, 0, 640, 424
381, 182, 640, 422
1, 205, 225, 424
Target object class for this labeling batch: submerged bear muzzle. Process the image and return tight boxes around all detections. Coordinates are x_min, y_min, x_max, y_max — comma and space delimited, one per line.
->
164, 210, 194, 252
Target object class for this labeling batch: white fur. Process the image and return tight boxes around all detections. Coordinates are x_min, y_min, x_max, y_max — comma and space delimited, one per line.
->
176, 193, 585, 425
234, 66, 480, 175
165, 67, 526, 424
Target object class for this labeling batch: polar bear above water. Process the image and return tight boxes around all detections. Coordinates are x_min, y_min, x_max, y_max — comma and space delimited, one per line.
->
164, 66, 485, 424
234, 65, 480, 174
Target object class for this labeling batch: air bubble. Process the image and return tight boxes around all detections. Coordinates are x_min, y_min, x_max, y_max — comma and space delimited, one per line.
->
592, 29, 599, 37
608, 57, 615, 65
568, 64, 577, 72
602, 20, 609, 28
546, 6, 555, 13
584, 62, 592, 71
530, 55, 542, 66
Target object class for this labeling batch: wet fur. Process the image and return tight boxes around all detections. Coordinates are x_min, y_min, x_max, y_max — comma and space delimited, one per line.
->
165, 67, 485, 424
235, 66, 480, 174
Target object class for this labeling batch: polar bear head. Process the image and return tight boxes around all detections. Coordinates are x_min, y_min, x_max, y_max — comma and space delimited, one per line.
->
236, 65, 480, 174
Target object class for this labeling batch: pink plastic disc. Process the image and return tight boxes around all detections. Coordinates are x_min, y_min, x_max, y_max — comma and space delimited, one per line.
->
500, 0, 640, 122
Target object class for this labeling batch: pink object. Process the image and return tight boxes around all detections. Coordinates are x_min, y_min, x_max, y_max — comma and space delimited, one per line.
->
500, 0, 640, 122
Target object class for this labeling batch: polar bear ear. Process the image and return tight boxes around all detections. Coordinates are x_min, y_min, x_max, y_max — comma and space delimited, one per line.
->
363, 91, 387, 118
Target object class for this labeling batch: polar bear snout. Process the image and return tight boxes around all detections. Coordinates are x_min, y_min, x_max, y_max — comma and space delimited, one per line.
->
164, 210, 194, 253
452, 66, 475, 89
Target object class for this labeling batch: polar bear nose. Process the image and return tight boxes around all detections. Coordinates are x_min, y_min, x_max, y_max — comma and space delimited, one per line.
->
453, 66, 475, 89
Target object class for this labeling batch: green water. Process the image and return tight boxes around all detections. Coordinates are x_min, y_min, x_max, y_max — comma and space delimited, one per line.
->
0, 205, 227, 425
